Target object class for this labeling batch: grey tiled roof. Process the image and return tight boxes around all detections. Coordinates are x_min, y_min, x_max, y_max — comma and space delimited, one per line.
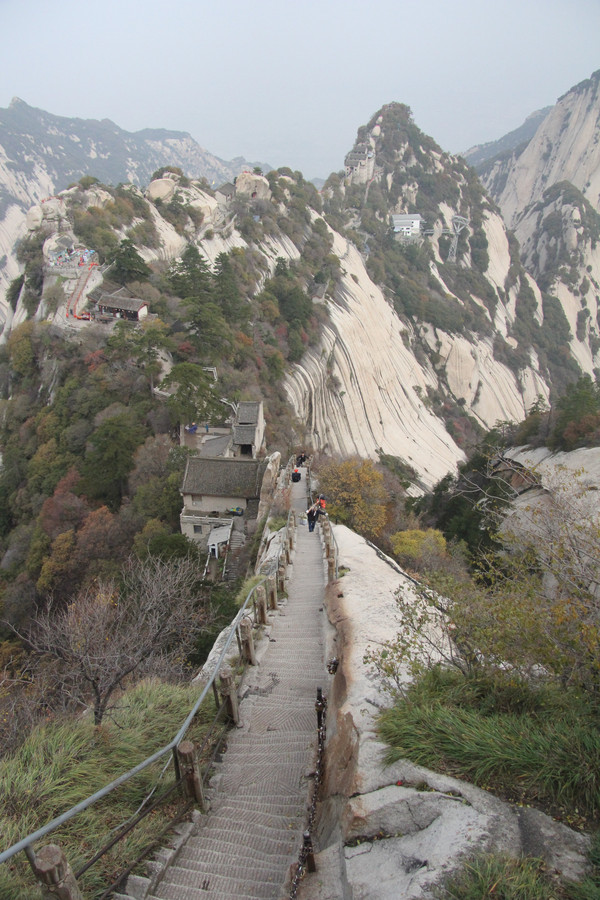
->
233, 424, 256, 444
198, 434, 232, 457
181, 457, 268, 498
89, 285, 147, 312
97, 297, 147, 312
237, 401, 261, 424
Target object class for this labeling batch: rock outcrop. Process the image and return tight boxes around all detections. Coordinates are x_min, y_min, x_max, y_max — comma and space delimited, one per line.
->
297, 525, 590, 899
480, 70, 600, 230
0, 98, 268, 304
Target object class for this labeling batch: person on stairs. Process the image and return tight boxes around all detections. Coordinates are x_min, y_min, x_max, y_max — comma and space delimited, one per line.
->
307, 496, 326, 532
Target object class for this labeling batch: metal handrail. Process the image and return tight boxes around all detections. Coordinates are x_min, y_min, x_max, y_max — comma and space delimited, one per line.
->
0, 508, 296, 870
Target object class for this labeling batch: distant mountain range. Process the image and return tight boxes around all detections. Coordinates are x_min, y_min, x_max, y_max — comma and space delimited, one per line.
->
0, 98, 268, 298
462, 106, 552, 169
1, 70, 600, 488
0, 97, 268, 197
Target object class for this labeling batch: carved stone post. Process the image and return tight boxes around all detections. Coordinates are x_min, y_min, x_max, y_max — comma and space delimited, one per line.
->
267, 576, 278, 610
277, 562, 286, 592
328, 556, 336, 583
219, 665, 239, 724
27, 844, 84, 900
240, 618, 257, 665
177, 740, 206, 810
256, 584, 267, 625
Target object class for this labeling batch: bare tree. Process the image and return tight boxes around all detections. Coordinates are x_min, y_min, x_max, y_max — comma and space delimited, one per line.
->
12, 555, 214, 726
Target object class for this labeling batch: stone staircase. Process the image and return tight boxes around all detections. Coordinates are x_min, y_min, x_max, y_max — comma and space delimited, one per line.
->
115, 471, 327, 900
224, 529, 246, 581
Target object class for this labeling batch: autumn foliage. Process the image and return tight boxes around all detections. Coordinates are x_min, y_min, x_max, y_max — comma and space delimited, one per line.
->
315, 456, 387, 537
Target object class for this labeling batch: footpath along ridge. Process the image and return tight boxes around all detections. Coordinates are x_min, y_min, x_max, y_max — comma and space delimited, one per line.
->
126, 469, 329, 900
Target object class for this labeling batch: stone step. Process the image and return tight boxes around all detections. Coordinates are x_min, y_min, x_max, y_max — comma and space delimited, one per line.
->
177, 832, 297, 864
148, 877, 282, 900
133, 485, 327, 900
159, 851, 284, 881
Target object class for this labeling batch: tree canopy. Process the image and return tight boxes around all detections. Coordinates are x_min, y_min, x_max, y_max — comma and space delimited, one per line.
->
315, 457, 387, 537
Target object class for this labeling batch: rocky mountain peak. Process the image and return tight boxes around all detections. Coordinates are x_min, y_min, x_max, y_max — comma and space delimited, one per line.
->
3, 82, 600, 488
481, 69, 600, 229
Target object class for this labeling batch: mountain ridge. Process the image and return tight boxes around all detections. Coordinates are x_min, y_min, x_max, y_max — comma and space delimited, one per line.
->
3, 73, 600, 488
462, 106, 552, 170
0, 98, 270, 306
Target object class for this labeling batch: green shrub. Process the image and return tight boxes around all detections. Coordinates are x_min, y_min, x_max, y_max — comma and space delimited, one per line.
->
378, 668, 600, 822
438, 854, 567, 900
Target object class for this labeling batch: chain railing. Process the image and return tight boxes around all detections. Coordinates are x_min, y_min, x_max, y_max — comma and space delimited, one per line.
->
288, 687, 327, 899
0, 508, 297, 898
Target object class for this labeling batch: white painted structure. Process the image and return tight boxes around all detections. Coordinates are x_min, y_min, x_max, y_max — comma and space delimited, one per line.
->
391, 214, 423, 236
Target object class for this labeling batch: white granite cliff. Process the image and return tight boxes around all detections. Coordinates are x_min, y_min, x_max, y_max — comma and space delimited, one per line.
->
285, 216, 549, 488
481, 70, 600, 230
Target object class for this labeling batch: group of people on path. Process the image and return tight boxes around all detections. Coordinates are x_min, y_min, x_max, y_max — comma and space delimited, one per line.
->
293, 451, 327, 532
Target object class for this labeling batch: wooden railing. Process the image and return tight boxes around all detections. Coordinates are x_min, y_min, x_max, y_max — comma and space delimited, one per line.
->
0, 510, 298, 899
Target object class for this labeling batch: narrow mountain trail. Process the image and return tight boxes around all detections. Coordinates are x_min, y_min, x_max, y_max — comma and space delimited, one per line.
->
125, 471, 328, 900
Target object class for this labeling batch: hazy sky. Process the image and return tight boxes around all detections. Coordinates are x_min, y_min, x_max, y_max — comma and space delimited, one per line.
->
1, 0, 599, 180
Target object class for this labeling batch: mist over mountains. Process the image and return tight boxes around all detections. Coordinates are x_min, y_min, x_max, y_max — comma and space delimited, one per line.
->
1, 69, 599, 486
0, 98, 268, 296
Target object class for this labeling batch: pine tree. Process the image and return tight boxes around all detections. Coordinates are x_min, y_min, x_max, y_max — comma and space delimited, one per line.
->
213, 252, 245, 323
110, 239, 151, 285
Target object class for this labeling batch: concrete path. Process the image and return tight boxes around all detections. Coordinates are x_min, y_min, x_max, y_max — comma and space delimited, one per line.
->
144, 470, 327, 900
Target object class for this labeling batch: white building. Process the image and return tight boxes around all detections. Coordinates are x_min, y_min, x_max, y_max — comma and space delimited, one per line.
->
391, 214, 423, 237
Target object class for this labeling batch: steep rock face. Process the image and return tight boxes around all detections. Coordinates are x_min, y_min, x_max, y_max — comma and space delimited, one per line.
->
511, 183, 600, 378
285, 221, 549, 488
281, 104, 561, 483
285, 234, 466, 487
474, 69, 600, 387
481, 70, 600, 229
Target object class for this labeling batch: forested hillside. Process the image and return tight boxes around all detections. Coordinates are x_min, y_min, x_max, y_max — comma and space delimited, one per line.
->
2, 91, 600, 751
2, 89, 600, 899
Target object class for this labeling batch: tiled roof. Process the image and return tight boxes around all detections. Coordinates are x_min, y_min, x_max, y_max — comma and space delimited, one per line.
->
181, 457, 268, 498
233, 424, 256, 445
98, 297, 147, 312
89, 285, 147, 312
237, 401, 261, 424
198, 434, 232, 457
